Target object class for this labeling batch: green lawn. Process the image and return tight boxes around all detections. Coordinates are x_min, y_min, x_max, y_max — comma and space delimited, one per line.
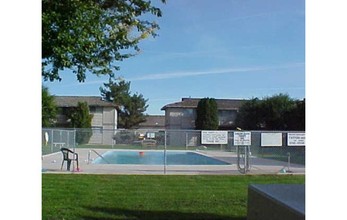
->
42, 174, 305, 220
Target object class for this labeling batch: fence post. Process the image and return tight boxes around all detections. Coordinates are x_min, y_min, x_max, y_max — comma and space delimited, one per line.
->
164, 130, 167, 174
185, 132, 188, 150
287, 152, 291, 172
50, 129, 54, 154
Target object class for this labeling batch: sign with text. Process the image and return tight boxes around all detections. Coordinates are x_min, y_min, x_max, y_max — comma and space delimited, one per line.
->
287, 133, 305, 146
146, 132, 155, 139
261, 133, 282, 147
233, 132, 251, 146
201, 130, 228, 144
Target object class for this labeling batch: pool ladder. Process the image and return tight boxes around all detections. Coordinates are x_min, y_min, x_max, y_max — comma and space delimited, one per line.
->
237, 146, 251, 174
87, 149, 110, 164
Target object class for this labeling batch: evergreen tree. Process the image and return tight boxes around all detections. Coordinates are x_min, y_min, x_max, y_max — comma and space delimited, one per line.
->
67, 102, 93, 144
120, 93, 148, 128
100, 78, 148, 128
195, 98, 219, 130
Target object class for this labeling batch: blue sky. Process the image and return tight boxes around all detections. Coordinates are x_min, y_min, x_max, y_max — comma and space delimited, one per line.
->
43, 0, 305, 115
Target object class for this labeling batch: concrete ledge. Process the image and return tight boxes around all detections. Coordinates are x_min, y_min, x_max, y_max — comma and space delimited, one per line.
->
247, 184, 305, 220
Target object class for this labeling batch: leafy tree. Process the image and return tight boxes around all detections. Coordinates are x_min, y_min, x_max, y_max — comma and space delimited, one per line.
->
66, 102, 93, 144
235, 94, 305, 131
42, 0, 166, 82
195, 98, 219, 130
234, 98, 263, 130
100, 78, 148, 128
285, 99, 305, 130
42, 86, 57, 127
260, 94, 296, 130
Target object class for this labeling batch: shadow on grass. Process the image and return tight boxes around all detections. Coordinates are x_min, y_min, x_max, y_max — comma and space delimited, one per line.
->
81, 206, 246, 220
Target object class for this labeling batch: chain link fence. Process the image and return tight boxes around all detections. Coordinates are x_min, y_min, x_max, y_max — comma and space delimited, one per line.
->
42, 128, 305, 174
42, 128, 76, 155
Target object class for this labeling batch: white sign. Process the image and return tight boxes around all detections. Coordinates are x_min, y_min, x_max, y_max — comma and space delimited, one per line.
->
261, 133, 282, 147
201, 130, 228, 144
147, 132, 155, 139
287, 133, 305, 146
233, 132, 251, 146
169, 112, 182, 117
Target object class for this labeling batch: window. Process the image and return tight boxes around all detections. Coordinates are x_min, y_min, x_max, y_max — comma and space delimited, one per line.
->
89, 106, 96, 113
183, 109, 194, 116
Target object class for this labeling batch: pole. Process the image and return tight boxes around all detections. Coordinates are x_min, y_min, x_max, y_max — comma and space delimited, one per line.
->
185, 133, 188, 150
244, 146, 247, 172
164, 130, 167, 174
249, 146, 251, 170
51, 129, 54, 153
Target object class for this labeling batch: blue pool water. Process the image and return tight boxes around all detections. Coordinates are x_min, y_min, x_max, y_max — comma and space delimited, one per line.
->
92, 151, 229, 165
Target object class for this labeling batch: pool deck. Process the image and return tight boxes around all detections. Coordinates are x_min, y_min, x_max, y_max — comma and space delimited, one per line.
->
42, 149, 305, 175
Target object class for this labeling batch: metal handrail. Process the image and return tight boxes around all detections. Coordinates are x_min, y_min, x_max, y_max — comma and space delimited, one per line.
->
87, 149, 110, 164
237, 146, 251, 174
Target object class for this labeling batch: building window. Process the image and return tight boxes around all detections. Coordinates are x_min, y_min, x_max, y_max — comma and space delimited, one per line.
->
89, 106, 96, 113
183, 109, 194, 116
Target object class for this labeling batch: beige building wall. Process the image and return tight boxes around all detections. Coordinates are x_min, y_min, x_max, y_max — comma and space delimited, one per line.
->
90, 107, 117, 145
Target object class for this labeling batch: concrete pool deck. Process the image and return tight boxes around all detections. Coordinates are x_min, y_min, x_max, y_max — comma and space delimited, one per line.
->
42, 149, 305, 175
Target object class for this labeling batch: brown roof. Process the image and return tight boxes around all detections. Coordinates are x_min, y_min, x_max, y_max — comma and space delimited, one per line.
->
54, 96, 117, 108
138, 115, 165, 128
161, 98, 247, 110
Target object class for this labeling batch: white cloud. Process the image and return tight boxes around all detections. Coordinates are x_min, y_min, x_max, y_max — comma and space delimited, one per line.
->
129, 62, 304, 81
56, 62, 304, 86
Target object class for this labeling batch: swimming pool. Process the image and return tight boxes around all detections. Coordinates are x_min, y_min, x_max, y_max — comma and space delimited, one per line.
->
92, 150, 229, 165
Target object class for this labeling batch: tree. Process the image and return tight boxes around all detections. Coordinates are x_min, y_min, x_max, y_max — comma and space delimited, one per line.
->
195, 98, 219, 130
120, 93, 148, 128
260, 94, 296, 130
285, 99, 305, 130
66, 102, 93, 144
42, 86, 57, 127
42, 0, 166, 82
235, 94, 305, 131
100, 78, 131, 106
100, 78, 148, 128
234, 97, 263, 130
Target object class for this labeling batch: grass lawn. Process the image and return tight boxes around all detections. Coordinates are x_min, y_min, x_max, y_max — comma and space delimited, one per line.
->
42, 174, 304, 220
